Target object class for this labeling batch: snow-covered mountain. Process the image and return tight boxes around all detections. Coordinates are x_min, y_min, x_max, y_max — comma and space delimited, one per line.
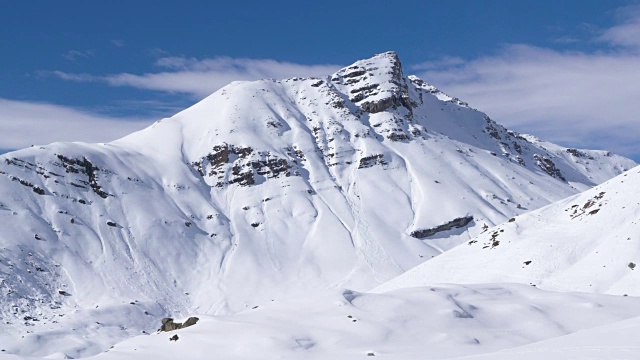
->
375, 167, 640, 295
0, 51, 635, 348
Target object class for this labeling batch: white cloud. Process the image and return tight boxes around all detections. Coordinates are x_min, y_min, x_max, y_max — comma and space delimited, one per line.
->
552, 36, 581, 44
597, 5, 640, 50
111, 39, 124, 47
50, 71, 99, 82
0, 98, 154, 150
411, 56, 465, 71
62, 49, 95, 61
43, 8, 640, 160
415, 13, 640, 160
53, 57, 341, 99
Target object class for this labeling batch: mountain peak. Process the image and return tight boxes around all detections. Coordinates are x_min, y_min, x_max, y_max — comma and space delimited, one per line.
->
331, 51, 409, 113
336, 51, 402, 76
367, 50, 402, 64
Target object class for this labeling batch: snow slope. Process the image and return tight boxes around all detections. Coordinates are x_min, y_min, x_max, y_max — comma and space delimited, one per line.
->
459, 315, 640, 360
0, 52, 635, 356
375, 166, 640, 295
3, 284, 640, 360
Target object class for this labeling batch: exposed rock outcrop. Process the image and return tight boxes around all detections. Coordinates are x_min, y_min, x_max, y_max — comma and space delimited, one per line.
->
192, 144, 299, 187
55, 155, 110, 198
534, 154, 566, 181
159, 317, 200, 332
358, 154, 387, 169
410, 216, 474, 239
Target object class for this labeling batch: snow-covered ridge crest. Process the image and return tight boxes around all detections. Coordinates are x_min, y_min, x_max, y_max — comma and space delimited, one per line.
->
0, 52, 636, 356
375, 166, 640, 295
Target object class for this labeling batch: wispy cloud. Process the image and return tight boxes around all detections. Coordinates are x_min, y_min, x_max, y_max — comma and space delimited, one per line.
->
552, 36, 580, 44
411, 56, 465, 71
597, 5, 640, 50
111, 39, 124, 47
50, 71, 98, 82
0, 98, 154, 150
42, 7, 640, 160
415, 8, 640, 160
51, 57, 341, 99
62, 49, 95, 61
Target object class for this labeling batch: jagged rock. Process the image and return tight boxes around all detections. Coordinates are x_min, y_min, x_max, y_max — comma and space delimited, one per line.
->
160, 318, 179, 332
411, 217, 474, 239
387, 132, 410, 142
55, 155, 110, 198
183, 317, 199, 327
160, 316, 200, 332
360, 94, 411, 114
358, 154, 387, 169
534, 154, 566, 181
567, 148, 595, 160
193, 144, 296, 187
331, 52, 414, 146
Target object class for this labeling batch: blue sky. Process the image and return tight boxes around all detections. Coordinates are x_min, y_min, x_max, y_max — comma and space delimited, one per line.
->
1, 0, 639, 161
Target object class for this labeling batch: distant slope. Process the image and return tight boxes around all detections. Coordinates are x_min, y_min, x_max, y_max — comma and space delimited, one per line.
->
0, 52, 635, 342
375, 166, 640, 295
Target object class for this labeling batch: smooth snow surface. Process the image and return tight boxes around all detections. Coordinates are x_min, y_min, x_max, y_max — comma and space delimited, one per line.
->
0, 52, 637, 358
460, 315, 640, 360
2, 284, 640, 359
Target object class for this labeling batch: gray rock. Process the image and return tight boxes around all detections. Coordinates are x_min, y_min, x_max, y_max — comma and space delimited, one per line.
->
183, 317, 199, 327
159, 316, 200, 332
160, 318, 180, 332
410, 216, 475, 239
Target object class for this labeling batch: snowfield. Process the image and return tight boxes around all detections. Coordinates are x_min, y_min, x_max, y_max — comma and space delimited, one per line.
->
375, 167, 640, 296
0, 52, 638, 359
459, 315, 640, 360
3, 284, 640, 359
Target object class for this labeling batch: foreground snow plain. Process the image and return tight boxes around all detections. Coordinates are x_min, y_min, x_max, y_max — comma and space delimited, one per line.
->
460, 315, 640, 360
2, 284, 640, 359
